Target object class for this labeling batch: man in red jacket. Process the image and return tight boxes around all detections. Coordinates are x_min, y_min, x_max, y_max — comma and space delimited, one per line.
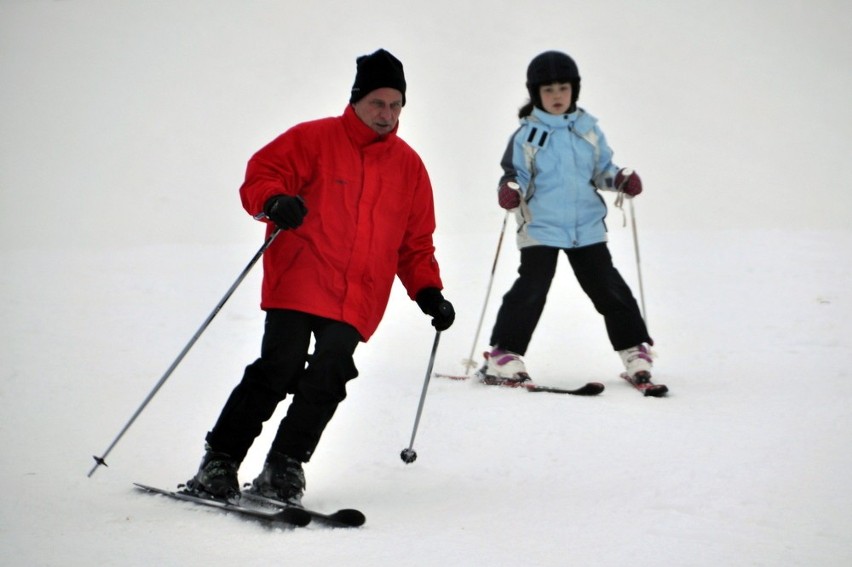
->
187, 49, 455, 504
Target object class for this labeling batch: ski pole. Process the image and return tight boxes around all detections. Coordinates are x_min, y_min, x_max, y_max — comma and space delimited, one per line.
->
616, 169, 648, 325
629, 198, 647, 325
400, 330, 441, 464
88, 228, 282, 477
461, 211, 510, 374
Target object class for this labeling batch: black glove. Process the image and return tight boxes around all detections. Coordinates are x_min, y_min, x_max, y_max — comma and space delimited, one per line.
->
415, 287, 455, 331
263, 195, 308, 230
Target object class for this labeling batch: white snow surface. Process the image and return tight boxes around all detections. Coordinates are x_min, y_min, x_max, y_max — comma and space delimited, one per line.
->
2, 1, 851, 566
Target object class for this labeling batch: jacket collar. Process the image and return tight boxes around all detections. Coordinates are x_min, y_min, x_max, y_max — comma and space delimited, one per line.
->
528, 106, 595, 134
343, 104, 398, 148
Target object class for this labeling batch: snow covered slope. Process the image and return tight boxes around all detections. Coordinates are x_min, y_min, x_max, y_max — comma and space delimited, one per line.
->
2, 1, 851, 565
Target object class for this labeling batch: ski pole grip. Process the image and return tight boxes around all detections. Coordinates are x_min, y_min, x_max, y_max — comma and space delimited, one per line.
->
616, 168, 634, 192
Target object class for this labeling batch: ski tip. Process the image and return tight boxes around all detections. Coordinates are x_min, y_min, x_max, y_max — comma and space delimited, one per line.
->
581, 382, 606, 396
643, 385, 669, 397
522, 381, 605, 395
330, 509, 366, 527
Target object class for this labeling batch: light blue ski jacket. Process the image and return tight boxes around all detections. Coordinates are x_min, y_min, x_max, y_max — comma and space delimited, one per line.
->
499, 107, 620, 249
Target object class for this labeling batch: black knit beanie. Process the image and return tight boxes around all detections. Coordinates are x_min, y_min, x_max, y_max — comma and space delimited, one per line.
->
349, 49, 407, 106
526, 51, 581, 111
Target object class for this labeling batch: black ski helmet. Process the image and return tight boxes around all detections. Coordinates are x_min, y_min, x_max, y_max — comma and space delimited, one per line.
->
526, 50, 581, 111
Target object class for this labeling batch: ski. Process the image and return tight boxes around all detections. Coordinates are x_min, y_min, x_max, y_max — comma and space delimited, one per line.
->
240, 491, 365, 528
620, 372, 668, 397
434, 372, 604, 396
133, 483, 312, 527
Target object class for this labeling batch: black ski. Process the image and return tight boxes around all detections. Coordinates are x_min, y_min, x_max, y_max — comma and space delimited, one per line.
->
240, 491, 365, 528
133, 483, 311, 527
434, 372, 604, 396
620, 372, 668, 397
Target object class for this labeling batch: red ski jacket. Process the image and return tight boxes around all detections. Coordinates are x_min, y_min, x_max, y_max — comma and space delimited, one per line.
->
239, 105, 444, 341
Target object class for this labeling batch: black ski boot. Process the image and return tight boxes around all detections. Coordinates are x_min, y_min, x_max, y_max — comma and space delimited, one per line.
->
248, 451, 306, 506
186, 446, 240, 500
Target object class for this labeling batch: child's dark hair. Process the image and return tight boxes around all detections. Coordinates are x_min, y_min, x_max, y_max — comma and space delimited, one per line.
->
518, 101, 535, 118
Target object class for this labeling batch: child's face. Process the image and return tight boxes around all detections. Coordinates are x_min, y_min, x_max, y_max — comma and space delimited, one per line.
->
539, 82, 573, 114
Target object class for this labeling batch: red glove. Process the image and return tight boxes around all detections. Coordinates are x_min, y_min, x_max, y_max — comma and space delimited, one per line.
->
615, 169, 642, 197
498, 181, 521, 209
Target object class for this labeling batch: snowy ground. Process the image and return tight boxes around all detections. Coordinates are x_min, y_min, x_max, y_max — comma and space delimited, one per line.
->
3, 1, 851, 566
3, 229, 851, 566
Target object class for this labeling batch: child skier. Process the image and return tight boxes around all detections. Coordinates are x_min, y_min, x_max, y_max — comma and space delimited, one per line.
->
483, 50, 654, 384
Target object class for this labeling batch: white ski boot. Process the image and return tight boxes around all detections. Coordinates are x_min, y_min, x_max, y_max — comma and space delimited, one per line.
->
481, 347, 530, 385
618, 344, 653, 383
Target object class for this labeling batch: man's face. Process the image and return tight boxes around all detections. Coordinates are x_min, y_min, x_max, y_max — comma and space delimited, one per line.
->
352, 88, 403, 135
